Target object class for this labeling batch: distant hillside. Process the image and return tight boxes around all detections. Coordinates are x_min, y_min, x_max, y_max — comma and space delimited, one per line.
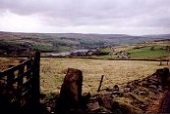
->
0, 31, 169, 56
143, 34, 170, 39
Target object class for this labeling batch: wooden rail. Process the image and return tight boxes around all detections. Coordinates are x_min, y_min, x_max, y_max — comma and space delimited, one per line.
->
0, 51, 40, 114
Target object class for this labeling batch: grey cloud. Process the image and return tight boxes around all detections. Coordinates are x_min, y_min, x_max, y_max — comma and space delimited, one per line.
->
0, 0, 170, 34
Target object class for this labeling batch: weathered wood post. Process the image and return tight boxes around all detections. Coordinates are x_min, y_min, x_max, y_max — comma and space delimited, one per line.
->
55, 68, 83, 114
17, 62, 24, 106
7, 65, 15, 90
97, 75, 104, 92
32, 51, 40, 113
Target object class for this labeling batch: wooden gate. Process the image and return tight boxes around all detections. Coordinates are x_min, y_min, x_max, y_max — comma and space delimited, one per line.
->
0, 51, 40, 114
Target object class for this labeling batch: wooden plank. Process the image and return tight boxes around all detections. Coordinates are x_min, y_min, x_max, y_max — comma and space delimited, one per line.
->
19, 78, 32, 90
21, 88, 31, 97
7, 65, 15, 89
13, 68, 33, 82
26, 60, 32, 80
17, 64, 24, 106
18, 65, 24, 85
1, 59, 32, 77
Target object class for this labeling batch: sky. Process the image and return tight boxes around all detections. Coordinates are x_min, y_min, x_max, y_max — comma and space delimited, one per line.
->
0, 0, 170, 35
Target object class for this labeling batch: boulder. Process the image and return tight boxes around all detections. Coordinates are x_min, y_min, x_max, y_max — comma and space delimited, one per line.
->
55, 68, 83, 114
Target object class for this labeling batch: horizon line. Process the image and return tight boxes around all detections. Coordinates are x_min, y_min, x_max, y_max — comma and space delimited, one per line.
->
0, 30, 170, 36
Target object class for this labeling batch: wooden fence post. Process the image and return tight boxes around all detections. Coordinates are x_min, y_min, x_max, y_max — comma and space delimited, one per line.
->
97, 75, 104, 92
32, 51, 40, 112
7, 65, 15, 89
17, 62, 24, 106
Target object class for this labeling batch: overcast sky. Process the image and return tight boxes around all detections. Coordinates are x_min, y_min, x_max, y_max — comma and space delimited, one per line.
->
0, 0, 170, 35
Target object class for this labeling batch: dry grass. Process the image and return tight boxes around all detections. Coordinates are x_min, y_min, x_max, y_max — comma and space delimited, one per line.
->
40, 58, 165, 94
1, 57, 166, 113
0, 57, 23, 71
0, 57, 166, 94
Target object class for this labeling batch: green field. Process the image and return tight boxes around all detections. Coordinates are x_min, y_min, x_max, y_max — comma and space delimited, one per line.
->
127, 46, 169, 59
97, 44, 170, 60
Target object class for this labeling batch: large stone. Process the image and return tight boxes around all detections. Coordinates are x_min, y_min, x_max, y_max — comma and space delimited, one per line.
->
55, 68, 83, 114
156, 67, 170, 90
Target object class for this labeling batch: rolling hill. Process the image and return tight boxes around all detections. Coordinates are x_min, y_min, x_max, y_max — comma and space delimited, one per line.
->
0, 31, 169, 56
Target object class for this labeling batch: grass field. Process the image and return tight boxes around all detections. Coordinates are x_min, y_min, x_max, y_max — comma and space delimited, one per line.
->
127, 46, 169, 59
0, 57, 168, 94
98, 42, 170, 60
40, 58, 166, 94
0, 57, 169, 113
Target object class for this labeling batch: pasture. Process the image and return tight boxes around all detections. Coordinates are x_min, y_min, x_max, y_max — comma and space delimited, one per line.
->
98, 41, 170, 60
40, 58, 165, 94
0, 57, 167, 94
0, 57, 169, 113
